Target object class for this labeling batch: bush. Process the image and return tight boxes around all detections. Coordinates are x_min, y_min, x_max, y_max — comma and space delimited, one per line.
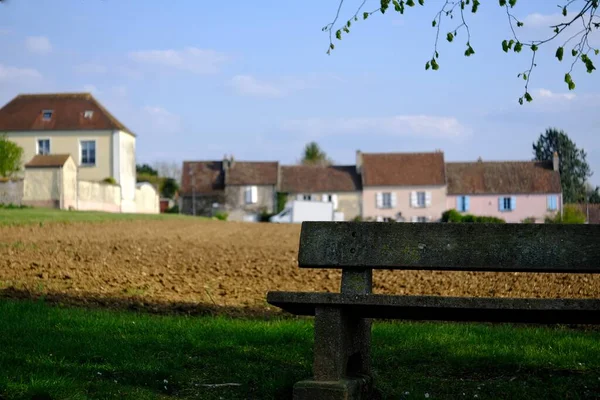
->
165, 205, 179, 214
545, 205, 585, 224
102, 177, 117, 185
0, 203, 31, 209
522, 217, 537, 223
442, 209, 505, 223
214, 211, 228, 221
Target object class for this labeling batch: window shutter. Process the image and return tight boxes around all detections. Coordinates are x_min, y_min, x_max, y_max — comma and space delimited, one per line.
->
511, 196, 516, 211
244, 187, 251, 203
456, 196, 462, 211
547, 195, 552, 210
251, 186, 258, 203
464, 196, 470, 211
410, 191, 417, 207
322, 194, 329, 202
332, 194, 338, 210
498, 197, 504, 211
391, 193, 397, 208
376, 193, 383, 209
425, 191, 432, 207
296, 194, 303, 201
553, 195, 558, 210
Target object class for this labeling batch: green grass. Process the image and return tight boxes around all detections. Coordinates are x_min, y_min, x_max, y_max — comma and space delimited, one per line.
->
0, 300, 599, 399
0, 207, 192, 226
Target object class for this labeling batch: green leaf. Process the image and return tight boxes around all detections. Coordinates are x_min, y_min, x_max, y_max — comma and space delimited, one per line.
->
572, 49, 578, 56
435, 51, 439, 58
564, 73, 572, 84
531, 44, 538, 51
432, 19, 437, 27
464, 44, 475, 56
516, 21, 524, 27
447, 32, 454, 42
431, 58, 439, 70
524, 92, 533, 102
381, 0, 390, 13
595, 49, 599, 56
419, 0, 424, 4
363, 12, 369, 19
499, 0, 506, 5
508, 0, 517, 6
514, 42, 523, 52
556, 46, 564, 61
330, 43, 335, 50
425, 61, 431, 70
518, 97, 524, 105
562, 6, 567, 16
471, 0, 480, 13
508, 39, 515, 49
343, 26, 350, 33
336, 30, 342, 40
502, 40, 509, 52
523, 73, 527, 81
406, 0, 416, 6
347, 20, 351, 28
568, 80, 576, 90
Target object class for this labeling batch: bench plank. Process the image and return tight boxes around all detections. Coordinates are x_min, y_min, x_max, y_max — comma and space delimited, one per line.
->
267, 291, 600, 324
298, 222, 600, 273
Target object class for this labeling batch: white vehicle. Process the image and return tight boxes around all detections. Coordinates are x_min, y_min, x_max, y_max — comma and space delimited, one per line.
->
269, 200, 343, 223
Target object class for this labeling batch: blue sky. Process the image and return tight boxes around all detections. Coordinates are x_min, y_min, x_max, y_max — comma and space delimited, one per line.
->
1, 0, 599, 184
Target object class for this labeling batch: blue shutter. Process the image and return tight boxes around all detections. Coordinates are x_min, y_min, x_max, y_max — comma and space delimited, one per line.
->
547, 195, 552, 210
552, 195, 557, 210
498, 197, 504, 211
510, 196, 517, 211
464, 196, 470, 211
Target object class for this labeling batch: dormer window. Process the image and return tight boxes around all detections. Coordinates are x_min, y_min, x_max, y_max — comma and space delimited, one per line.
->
84, 110, 94, 119
42, 110, 53, 120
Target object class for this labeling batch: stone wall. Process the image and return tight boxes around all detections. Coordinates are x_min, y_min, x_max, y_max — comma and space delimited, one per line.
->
0, 179, 24, 205
77, 181, 122, 212
225, 185, 276, 221
180, 193, 225, 217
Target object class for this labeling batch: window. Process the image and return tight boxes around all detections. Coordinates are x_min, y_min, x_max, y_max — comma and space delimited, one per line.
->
417, 216, 428, 223
411, 191, 431, 208
302, 194, 313, 201
547, 195, 558, 211
42, 110, 53, 121
244, 186, 258, 204
37, 139, 50, 155
84, 110, 94, 119
457, 195, 470, 212
80, 140, 96, 166
322, 194, 339, 210
417, 192, 426, 207
382, 193, 392, 208
498, 196, 516, 211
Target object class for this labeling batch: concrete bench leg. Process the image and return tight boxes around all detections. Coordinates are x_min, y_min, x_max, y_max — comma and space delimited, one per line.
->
293, 306, 373, 400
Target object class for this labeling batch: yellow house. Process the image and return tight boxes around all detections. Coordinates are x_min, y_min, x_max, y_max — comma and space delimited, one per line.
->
0, 93, 137, 212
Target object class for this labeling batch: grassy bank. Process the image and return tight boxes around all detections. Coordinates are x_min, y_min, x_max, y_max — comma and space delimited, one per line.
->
0, 299, 598, 399
0, 207, 191, 226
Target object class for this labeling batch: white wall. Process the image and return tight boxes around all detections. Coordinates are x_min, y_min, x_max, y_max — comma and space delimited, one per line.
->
77, 181, 121, 212
135, 182, 159, 214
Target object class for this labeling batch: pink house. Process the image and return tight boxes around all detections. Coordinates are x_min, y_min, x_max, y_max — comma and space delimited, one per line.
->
445, 154, 562, 223
358, 151, 447, 222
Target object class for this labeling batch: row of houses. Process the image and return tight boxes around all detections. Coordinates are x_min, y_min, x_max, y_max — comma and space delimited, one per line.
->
180, 151, 562, 223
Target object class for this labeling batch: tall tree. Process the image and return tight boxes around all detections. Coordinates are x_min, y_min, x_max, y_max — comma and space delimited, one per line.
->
325, 0, 599, 104
136, 164, 158, 176
0, 135, 23, 178
532, 128, 592, 203
301, 142, 331, 166
586, 183, 600, 203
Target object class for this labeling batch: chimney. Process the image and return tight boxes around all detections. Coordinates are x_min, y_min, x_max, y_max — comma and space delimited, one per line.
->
553, 151, 559, 172
222, 154, 230, 171
356, 150, 363, 174
230, 154, 235, 169
477, 156, 483, 162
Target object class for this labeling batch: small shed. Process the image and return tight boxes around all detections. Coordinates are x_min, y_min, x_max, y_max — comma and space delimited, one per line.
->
22, 154, 77, 209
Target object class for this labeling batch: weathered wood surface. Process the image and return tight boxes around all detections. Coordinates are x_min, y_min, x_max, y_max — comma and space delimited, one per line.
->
298, 222, 600, 273
266, 292, 600, 324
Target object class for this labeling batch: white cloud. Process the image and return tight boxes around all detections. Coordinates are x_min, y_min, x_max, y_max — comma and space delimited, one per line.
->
74, 63, 107, 75
83, 84, 100, 94
522, 13, 566, 28
129, 47, 228, 74
143, 106, 182, 134
229, 75, 283, 98
536, 88, 576, 101
25, 36, 52, 55
282, 115, 468, 139
228, 75, 312, 98
0, 64, 42, 81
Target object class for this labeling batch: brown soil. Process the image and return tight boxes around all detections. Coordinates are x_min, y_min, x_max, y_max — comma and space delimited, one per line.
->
1, 220, 598, 314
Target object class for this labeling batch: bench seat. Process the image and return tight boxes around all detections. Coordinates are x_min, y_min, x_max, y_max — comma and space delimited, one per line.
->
267, 291, 600, 324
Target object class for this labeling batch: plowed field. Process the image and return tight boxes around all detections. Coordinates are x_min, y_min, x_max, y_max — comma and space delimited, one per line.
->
1, 219, 598, 314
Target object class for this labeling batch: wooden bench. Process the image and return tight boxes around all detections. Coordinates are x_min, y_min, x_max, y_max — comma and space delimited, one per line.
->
267, 222, 600, 400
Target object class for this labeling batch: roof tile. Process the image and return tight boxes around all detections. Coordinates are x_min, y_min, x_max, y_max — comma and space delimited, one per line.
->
280, 165, 361, 192
361, 152, 446, 186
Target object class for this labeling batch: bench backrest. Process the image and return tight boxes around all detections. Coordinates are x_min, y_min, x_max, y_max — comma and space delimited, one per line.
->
298, 222, 600, 273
